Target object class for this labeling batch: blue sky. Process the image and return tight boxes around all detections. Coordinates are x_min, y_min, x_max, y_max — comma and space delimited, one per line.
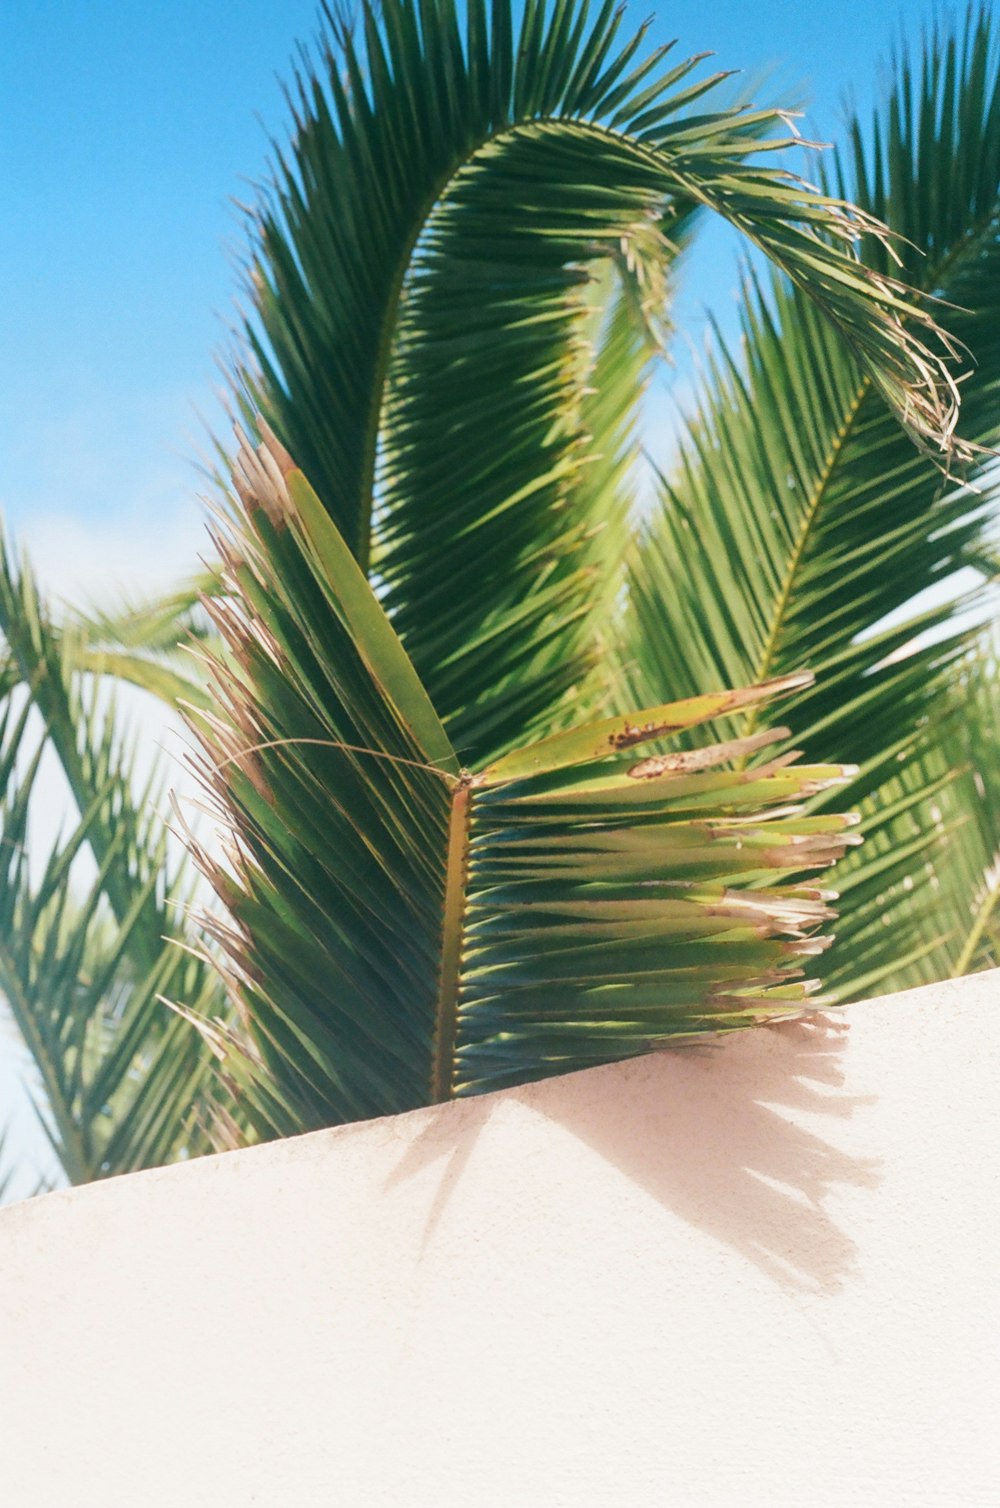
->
0, 0, 945, 1191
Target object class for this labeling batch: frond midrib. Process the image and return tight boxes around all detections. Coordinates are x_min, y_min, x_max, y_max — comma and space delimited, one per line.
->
430, 777, 473, 1102
739, 377, 870, 741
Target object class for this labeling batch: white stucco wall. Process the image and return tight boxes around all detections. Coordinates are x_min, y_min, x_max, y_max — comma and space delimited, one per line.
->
2, 972, 999, 1506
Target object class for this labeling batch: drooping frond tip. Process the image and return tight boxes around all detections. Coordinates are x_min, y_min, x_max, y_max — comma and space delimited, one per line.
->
746, 179, 975, 467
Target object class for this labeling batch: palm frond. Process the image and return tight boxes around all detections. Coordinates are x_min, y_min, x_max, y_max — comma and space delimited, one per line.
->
624, 5, 1000, 994
236, 0, 965, 768
186, 433, 858, 1132
0, 537, 238, 1181
923, 646, 1000, 980
821, 640, 1000, 998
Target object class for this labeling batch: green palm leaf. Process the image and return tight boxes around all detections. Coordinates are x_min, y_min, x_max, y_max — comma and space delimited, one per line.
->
187, 433, 857, 1131
624, 6, 1000, 993
822, 642, 1000, 999
922, 646, 1000, 980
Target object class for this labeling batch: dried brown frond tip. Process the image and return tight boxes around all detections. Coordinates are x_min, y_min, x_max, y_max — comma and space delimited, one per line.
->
231, 422, 296, 525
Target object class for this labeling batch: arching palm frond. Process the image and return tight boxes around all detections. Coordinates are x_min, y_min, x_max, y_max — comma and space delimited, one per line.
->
237, 0, 963, 769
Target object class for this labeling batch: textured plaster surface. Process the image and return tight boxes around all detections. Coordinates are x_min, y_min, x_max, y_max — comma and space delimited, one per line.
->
2, 972, 999, 1506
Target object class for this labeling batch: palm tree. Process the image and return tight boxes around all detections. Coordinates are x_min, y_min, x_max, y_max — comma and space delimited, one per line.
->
180, 0, 988, 1134
0, 0, 996, 1182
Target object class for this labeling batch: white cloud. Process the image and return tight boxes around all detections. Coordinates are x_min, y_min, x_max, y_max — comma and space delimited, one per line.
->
19, 495, 211, 609
0, 368, 229, 607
